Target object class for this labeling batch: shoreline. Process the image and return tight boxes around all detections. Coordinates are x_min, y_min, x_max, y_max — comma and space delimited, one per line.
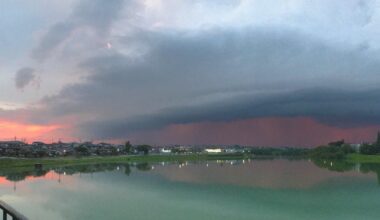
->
1, 153, 380, 170
0, 153, 254, 169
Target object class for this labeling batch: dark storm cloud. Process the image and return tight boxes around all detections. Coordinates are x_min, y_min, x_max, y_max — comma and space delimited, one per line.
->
72, 0, 125, 31
31, 28, 380, 139
79, 88, 380, 139
15, 67, 35, 89
31, 0, 125, 61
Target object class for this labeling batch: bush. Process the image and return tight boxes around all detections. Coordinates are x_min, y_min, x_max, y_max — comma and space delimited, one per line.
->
360, 143, 380, 155
310, 144, 353, 159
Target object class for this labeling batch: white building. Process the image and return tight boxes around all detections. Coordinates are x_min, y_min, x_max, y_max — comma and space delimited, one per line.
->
160, 148, 172, 154
205, 148, 222, 153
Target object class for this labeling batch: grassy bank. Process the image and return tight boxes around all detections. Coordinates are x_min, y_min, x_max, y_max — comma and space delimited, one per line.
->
0, 153, 251, 169
5, 152, 380, 170
346, 154, 380, 163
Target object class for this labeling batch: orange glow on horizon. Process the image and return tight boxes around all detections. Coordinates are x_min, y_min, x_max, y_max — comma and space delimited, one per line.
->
0, 118, 61, 143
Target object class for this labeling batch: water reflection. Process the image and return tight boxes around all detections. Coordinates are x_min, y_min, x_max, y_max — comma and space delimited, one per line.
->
312, 159, 380, 184
0, 163, 148, 188
311, 159, 357, 172
1, 159, 380, 190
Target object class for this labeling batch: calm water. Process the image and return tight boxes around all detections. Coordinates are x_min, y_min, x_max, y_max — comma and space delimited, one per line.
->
1, 159, 380, 220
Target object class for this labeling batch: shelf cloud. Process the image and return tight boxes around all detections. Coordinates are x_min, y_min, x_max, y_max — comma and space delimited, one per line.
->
2, 0, 380, 144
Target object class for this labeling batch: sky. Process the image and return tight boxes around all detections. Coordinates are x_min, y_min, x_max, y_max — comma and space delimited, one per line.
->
1, 0, 380, 146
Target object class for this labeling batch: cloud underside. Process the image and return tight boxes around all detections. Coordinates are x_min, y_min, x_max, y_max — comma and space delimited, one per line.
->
33, 28, 380, 139
80, 88, 380, 139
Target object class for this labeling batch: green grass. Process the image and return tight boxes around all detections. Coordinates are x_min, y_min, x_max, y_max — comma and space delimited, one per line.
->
0, 153, 251, 169
346, 153, 380, 163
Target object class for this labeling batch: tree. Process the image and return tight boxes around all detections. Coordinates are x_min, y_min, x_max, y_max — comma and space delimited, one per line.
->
136, 145, 152, 155
110, 146, 118, 155
360, 143, 379, 155
341, 144, 355, 154
125, 141, 132, 154
328, 139, 345, 147
310, 145, 346, 159
75, 145, 89, 156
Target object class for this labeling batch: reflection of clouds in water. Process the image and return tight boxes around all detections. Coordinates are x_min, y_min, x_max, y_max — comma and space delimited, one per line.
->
0, 161, 380, 220
0, 177, 14, 186
0, 194, 66, 220
0, 171, 101, 219
152, 160, 376, 189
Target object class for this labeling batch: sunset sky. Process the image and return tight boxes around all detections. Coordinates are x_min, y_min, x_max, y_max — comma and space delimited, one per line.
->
1, 0, 380, 146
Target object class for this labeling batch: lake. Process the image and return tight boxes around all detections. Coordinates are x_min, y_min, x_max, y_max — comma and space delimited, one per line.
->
1, 159, 380, 219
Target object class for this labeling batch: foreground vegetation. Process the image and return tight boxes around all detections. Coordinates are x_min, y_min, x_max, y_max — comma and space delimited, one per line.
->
346, 154, 380, 163
308, 132, 380, 162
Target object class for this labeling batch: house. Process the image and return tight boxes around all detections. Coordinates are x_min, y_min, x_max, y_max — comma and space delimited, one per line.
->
0, 141, 26, 148
32, 141, 45, 147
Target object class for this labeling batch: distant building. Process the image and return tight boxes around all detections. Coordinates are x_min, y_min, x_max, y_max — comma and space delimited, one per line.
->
0, 141, 26, 148
205, 148, 222, 153
160, 148, 172, 154
32, 141, 45, 146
